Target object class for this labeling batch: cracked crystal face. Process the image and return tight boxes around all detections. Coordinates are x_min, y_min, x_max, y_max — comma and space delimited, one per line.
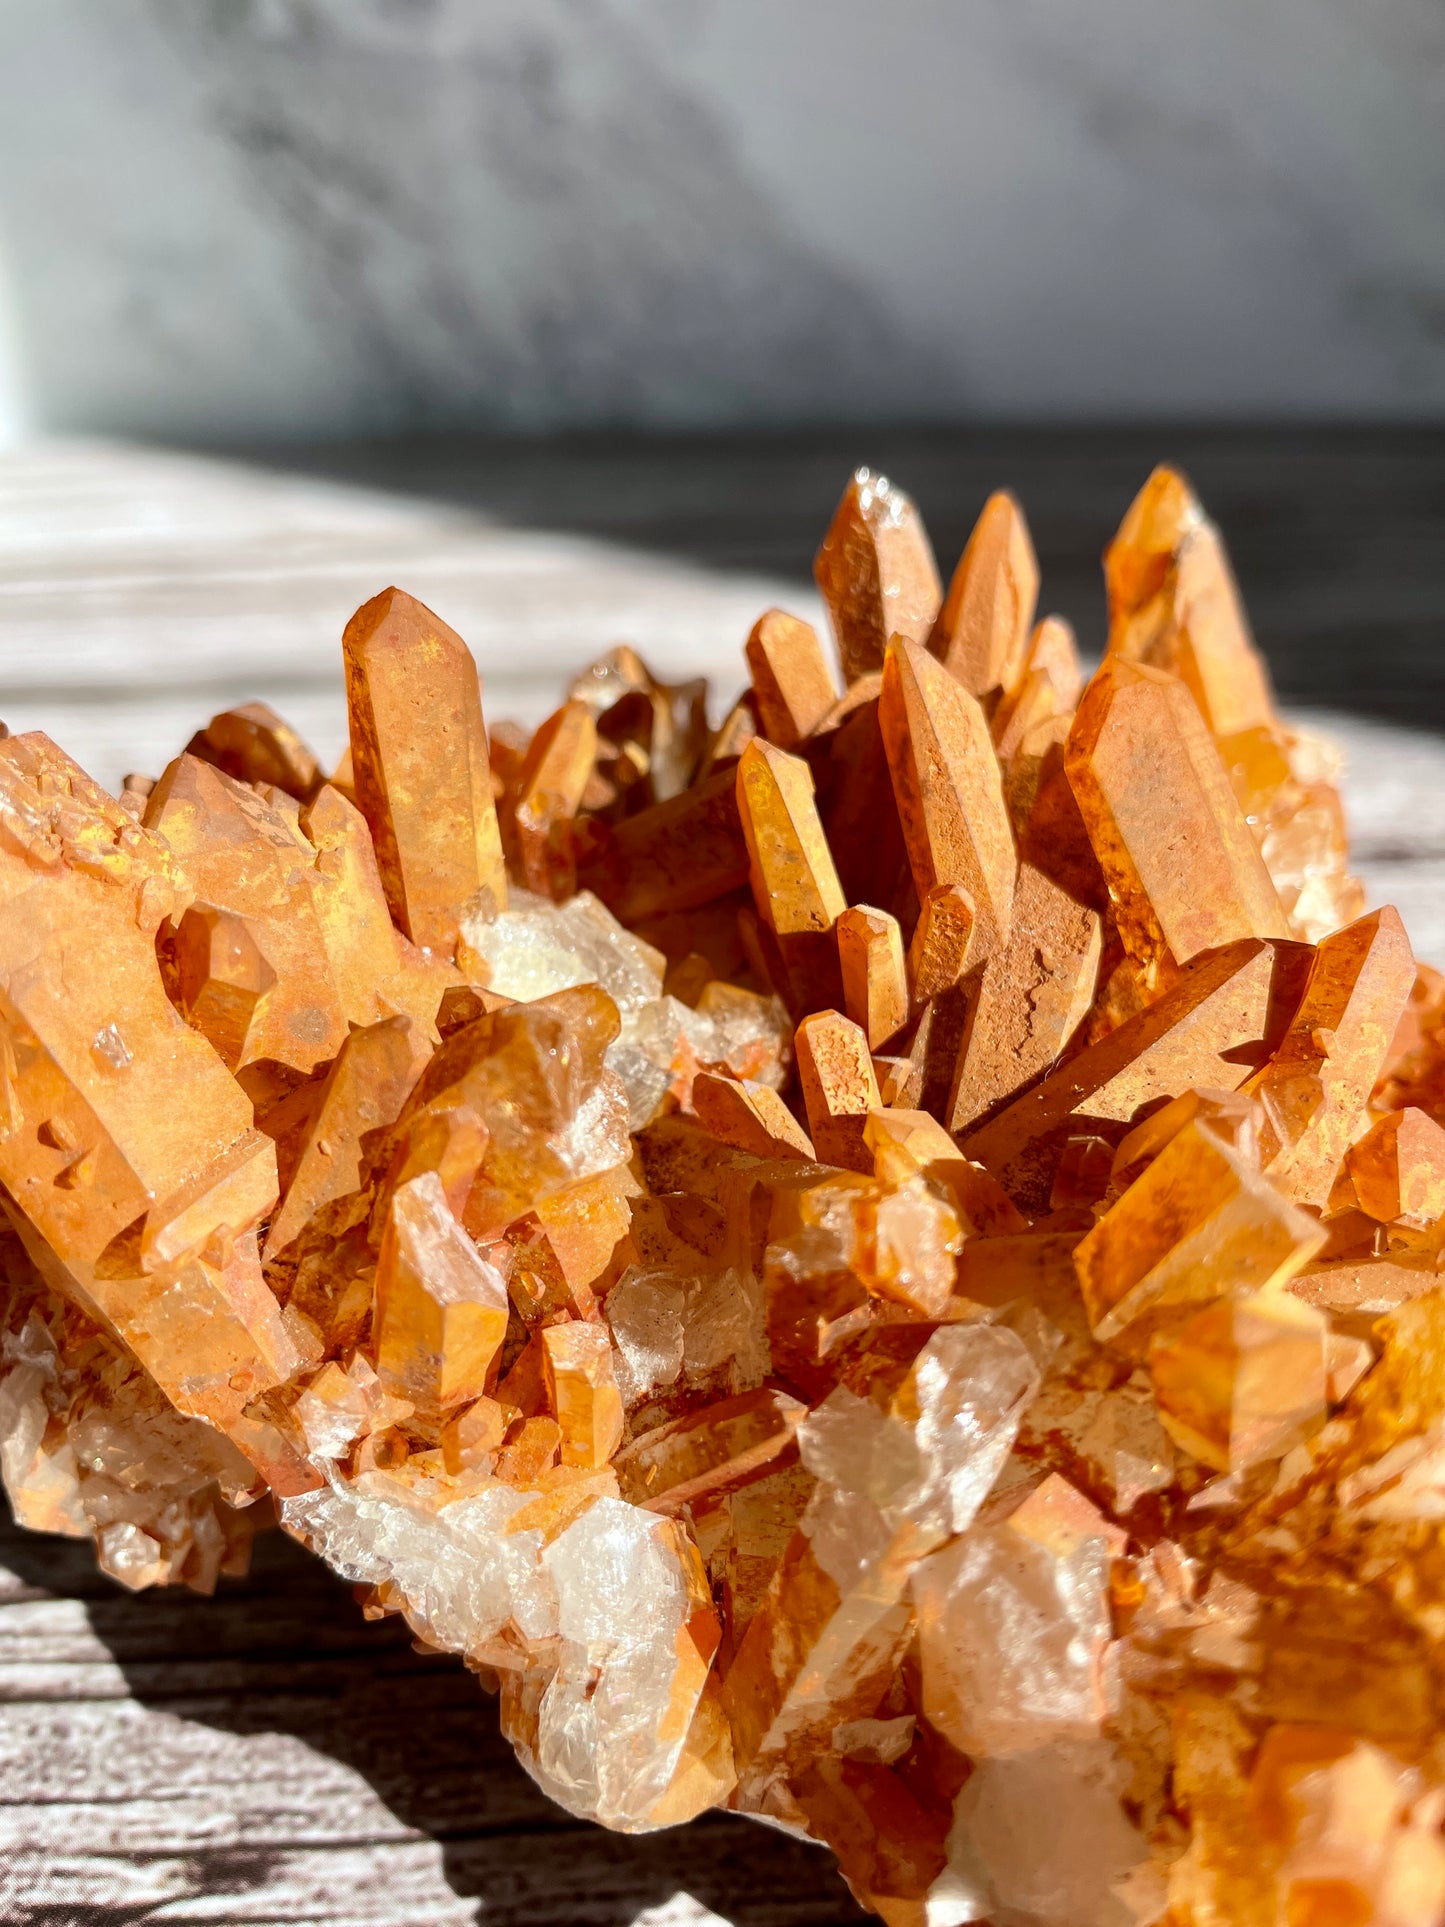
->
2, 467, 1440, 1927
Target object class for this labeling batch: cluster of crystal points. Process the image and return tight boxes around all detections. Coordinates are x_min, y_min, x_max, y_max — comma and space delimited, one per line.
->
5, 471, 1445, 1926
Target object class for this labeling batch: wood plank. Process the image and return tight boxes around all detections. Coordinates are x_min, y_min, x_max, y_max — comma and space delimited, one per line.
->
0, 1513, 862, 1926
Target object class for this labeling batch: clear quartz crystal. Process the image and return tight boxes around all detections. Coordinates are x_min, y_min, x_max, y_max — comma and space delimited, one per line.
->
283, 1473, 558, 1657
941, 1739, 1146, 1927
606, 1265, 768, 1408
914, 1513, 1114, 1756
800, 1324, 1040, 1581
461, 888, 786, 1128
524, 1497, 706, 1829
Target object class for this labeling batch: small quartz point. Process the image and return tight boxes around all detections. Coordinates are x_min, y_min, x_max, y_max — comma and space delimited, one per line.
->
814, 468, 942, 685
185, 700, 322, 803
879, 637, 1016, 958
7, 463, 1445, 1927
795, 1010, 881, 1173
1105, 464, 1276, 740
691, 1072, 814, 1160
508, 698, 597, 899
264, 1015, 429, 1259
745, 610, 838, 750
1346, 1105, 1445, 1227
343, 586, 506, 949
736, 739, 845, 1013
372, 1170, 510, 1410
836, 905, 909, 1052
1247, 905, 1416, 1207
1066, 655, 1289, 974
927, 489, 1040, 706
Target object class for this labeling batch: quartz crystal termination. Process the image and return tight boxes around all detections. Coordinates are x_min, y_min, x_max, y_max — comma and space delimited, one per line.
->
3, 460, 1442, 1927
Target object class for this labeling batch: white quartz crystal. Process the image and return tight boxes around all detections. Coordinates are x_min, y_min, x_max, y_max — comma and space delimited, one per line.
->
283, 1469, 558, 1658
799, 1324, 1040, 1586
460, 887, 787, 1129
606, 1264, 768, 1410
913, 1514, 1114, 1757
940, 1739, 1146, 1927
525, 1497, 702, 1828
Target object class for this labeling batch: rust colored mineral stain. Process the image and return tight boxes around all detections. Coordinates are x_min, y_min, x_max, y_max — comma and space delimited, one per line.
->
947, 861, 1101, 1134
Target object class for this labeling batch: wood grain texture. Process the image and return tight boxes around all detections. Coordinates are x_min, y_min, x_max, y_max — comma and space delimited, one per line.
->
0, 1515, 859, 1927
0, 428, 1442, 1925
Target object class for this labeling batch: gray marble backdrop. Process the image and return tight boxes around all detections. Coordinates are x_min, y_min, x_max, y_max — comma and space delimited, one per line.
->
0, 0, 1442, 440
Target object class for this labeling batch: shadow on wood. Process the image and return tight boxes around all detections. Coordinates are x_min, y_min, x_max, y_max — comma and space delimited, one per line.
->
0, 1502, 864, 1927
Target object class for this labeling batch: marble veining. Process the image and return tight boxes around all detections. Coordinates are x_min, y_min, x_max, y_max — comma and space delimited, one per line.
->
0, 0, 1440, 437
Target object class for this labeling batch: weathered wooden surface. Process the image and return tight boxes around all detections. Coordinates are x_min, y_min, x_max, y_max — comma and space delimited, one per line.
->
0, 428, 1442, 1926
0, 1516, 851, 1927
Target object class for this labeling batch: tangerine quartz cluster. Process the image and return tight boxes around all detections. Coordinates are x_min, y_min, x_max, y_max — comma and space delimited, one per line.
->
5, 465, 1445, 1926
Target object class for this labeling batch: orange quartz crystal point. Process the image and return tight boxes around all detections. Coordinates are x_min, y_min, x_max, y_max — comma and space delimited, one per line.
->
691, 1071, 815, 1160
1065, 656, 1289, 971
0, 735, 276, 1274
796, 1010, 882, 1172
736, 738, 846, 1012
264, 1014, 430, 1259
745, 610, 838, 749
296, 781, 450, 1040
372, 1170, 509, 1410
863, 1107, 1024, 1237
814, 468, 942, 684
837, 906, 909, 1051
907, 884, 978, 1007
185, 700, 322, 802
879, 638, 1016, 959
342, 586, 506, 951
145, 754, 351, 1096
1074, 1117, 1325, 1354
1248, 905, 1416, 1208
1345, 1106, 1445, 1228
928, 489, 1040, 705
991, 615, 1081, 767
541, 1320, 625, 1470
1148, 1288, 1328, 1471
172, 903, 277, 1072
1105, 464, 1277, 740
509, 697, 598, 899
